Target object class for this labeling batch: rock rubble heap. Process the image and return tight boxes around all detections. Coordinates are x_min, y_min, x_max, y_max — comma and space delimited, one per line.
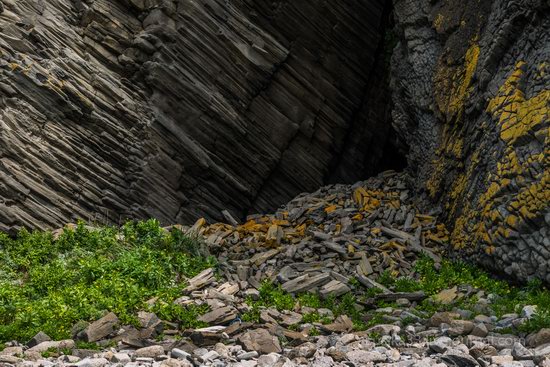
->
194, 170, 446, 293
2, 171, 550, 367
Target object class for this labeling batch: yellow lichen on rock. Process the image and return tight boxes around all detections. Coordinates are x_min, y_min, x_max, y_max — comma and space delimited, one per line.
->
352, 187, 390, 212
434, 42, 480, 122
487, 61, 549, 145
448, 60, 548, 255
472, 61, 550, 247
426, 125, 465, 199
433, 14, 445, 33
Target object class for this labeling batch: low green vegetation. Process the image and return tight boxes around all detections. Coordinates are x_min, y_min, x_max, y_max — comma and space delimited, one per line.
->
1, 219, 549, 344
379, 256, 550, 333
0, 220, 215, 342
242, 255, 550, 335
242, 282, 389, 331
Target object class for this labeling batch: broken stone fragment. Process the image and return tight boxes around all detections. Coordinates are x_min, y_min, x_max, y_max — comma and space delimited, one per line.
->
186, 268, 215, 292
355, 273, 390, 293
138, 311, 163, 337
324, 241, 347, 255
189, 326, 228, 346
199, 306, 238, 325
27, 340, 75, 353
26, 331, 51, 348
320, 280, 351, 298
433, 286, 460, 304
279, 311, 303, 327
281, 273, 331, 293
440, 352, 479, 367
78, 312, 119, 342
250, 249, 280, 267
346, 350, 386, 364
367, 324, 401, 336
135, 345, 165, 359
320, 315, 354, 333
238, 328, 282, 354
221, 210, 239, 226
358, 252, 374, 275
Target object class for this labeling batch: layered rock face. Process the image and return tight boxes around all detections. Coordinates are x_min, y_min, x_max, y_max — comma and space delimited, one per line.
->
0, 0, 394, 232
391, 0, 549, 281
1, 0, 549, 283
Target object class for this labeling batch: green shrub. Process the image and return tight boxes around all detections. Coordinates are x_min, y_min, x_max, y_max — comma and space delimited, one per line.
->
0, 219, 215, 342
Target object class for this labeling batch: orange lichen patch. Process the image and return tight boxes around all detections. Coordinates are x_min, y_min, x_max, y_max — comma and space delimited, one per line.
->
426, 156, 445, 198
380, 240, 406, 252
271, 219, 290, 227
353, 187, 368, 205
295, 224, 306, 236
450, 211, 469, 249
352, 187, 389, 212
415, 214, 435, 221
190, 217, 207, 232
240, 219, 265, 232
485, 245, 496, 255
434, 42, 480, 122
425, 223, 450, 245
505, 215, 519, 229
469, 61, 550, 249
447, 173, 466, 213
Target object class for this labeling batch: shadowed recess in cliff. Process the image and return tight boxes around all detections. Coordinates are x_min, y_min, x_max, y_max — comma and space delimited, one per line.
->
0, 0, 394, 231
325, 0, 408, 186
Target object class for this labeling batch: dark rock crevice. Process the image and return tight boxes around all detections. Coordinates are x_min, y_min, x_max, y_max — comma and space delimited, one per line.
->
0, 0, 396, 231
327, 0, 408, 185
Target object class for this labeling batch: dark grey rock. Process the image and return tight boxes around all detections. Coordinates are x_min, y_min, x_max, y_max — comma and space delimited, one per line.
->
78, 312, 119, 343
26, 331, 51, 348
0, 0, 392, 234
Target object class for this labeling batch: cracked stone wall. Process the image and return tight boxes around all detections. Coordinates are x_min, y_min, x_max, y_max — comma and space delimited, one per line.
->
391, 0, 549, 282
0, 0, 394, 232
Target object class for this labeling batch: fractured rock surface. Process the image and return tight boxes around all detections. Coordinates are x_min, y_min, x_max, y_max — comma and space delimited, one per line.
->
5, 170, 550, 367
0, 0, 393, 232
391, 0, 550, 281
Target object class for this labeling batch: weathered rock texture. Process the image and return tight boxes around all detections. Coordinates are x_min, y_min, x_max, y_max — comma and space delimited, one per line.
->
0, 0, 395, 232
391, 0, 549, 281
1, 0, 549, 283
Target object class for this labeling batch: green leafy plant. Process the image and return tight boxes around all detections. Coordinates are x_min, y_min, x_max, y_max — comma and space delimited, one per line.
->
0, 220, 215, 342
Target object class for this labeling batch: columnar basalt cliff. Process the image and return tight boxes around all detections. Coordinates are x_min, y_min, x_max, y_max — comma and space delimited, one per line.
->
391, 0, 549, 281
0, 0, 548, 282
0, 0, 396, 232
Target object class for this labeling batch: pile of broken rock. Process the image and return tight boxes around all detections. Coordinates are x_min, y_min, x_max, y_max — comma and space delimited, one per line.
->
5, 305, 550, 367
190, 171, 446, 295
3, 171, 550, 367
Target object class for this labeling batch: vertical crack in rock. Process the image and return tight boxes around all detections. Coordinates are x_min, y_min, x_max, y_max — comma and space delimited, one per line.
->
327, 0, 408, 185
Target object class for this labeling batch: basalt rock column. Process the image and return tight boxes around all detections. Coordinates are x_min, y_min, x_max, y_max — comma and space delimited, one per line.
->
391, 0, 549, 281
0, 0, 393, 231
